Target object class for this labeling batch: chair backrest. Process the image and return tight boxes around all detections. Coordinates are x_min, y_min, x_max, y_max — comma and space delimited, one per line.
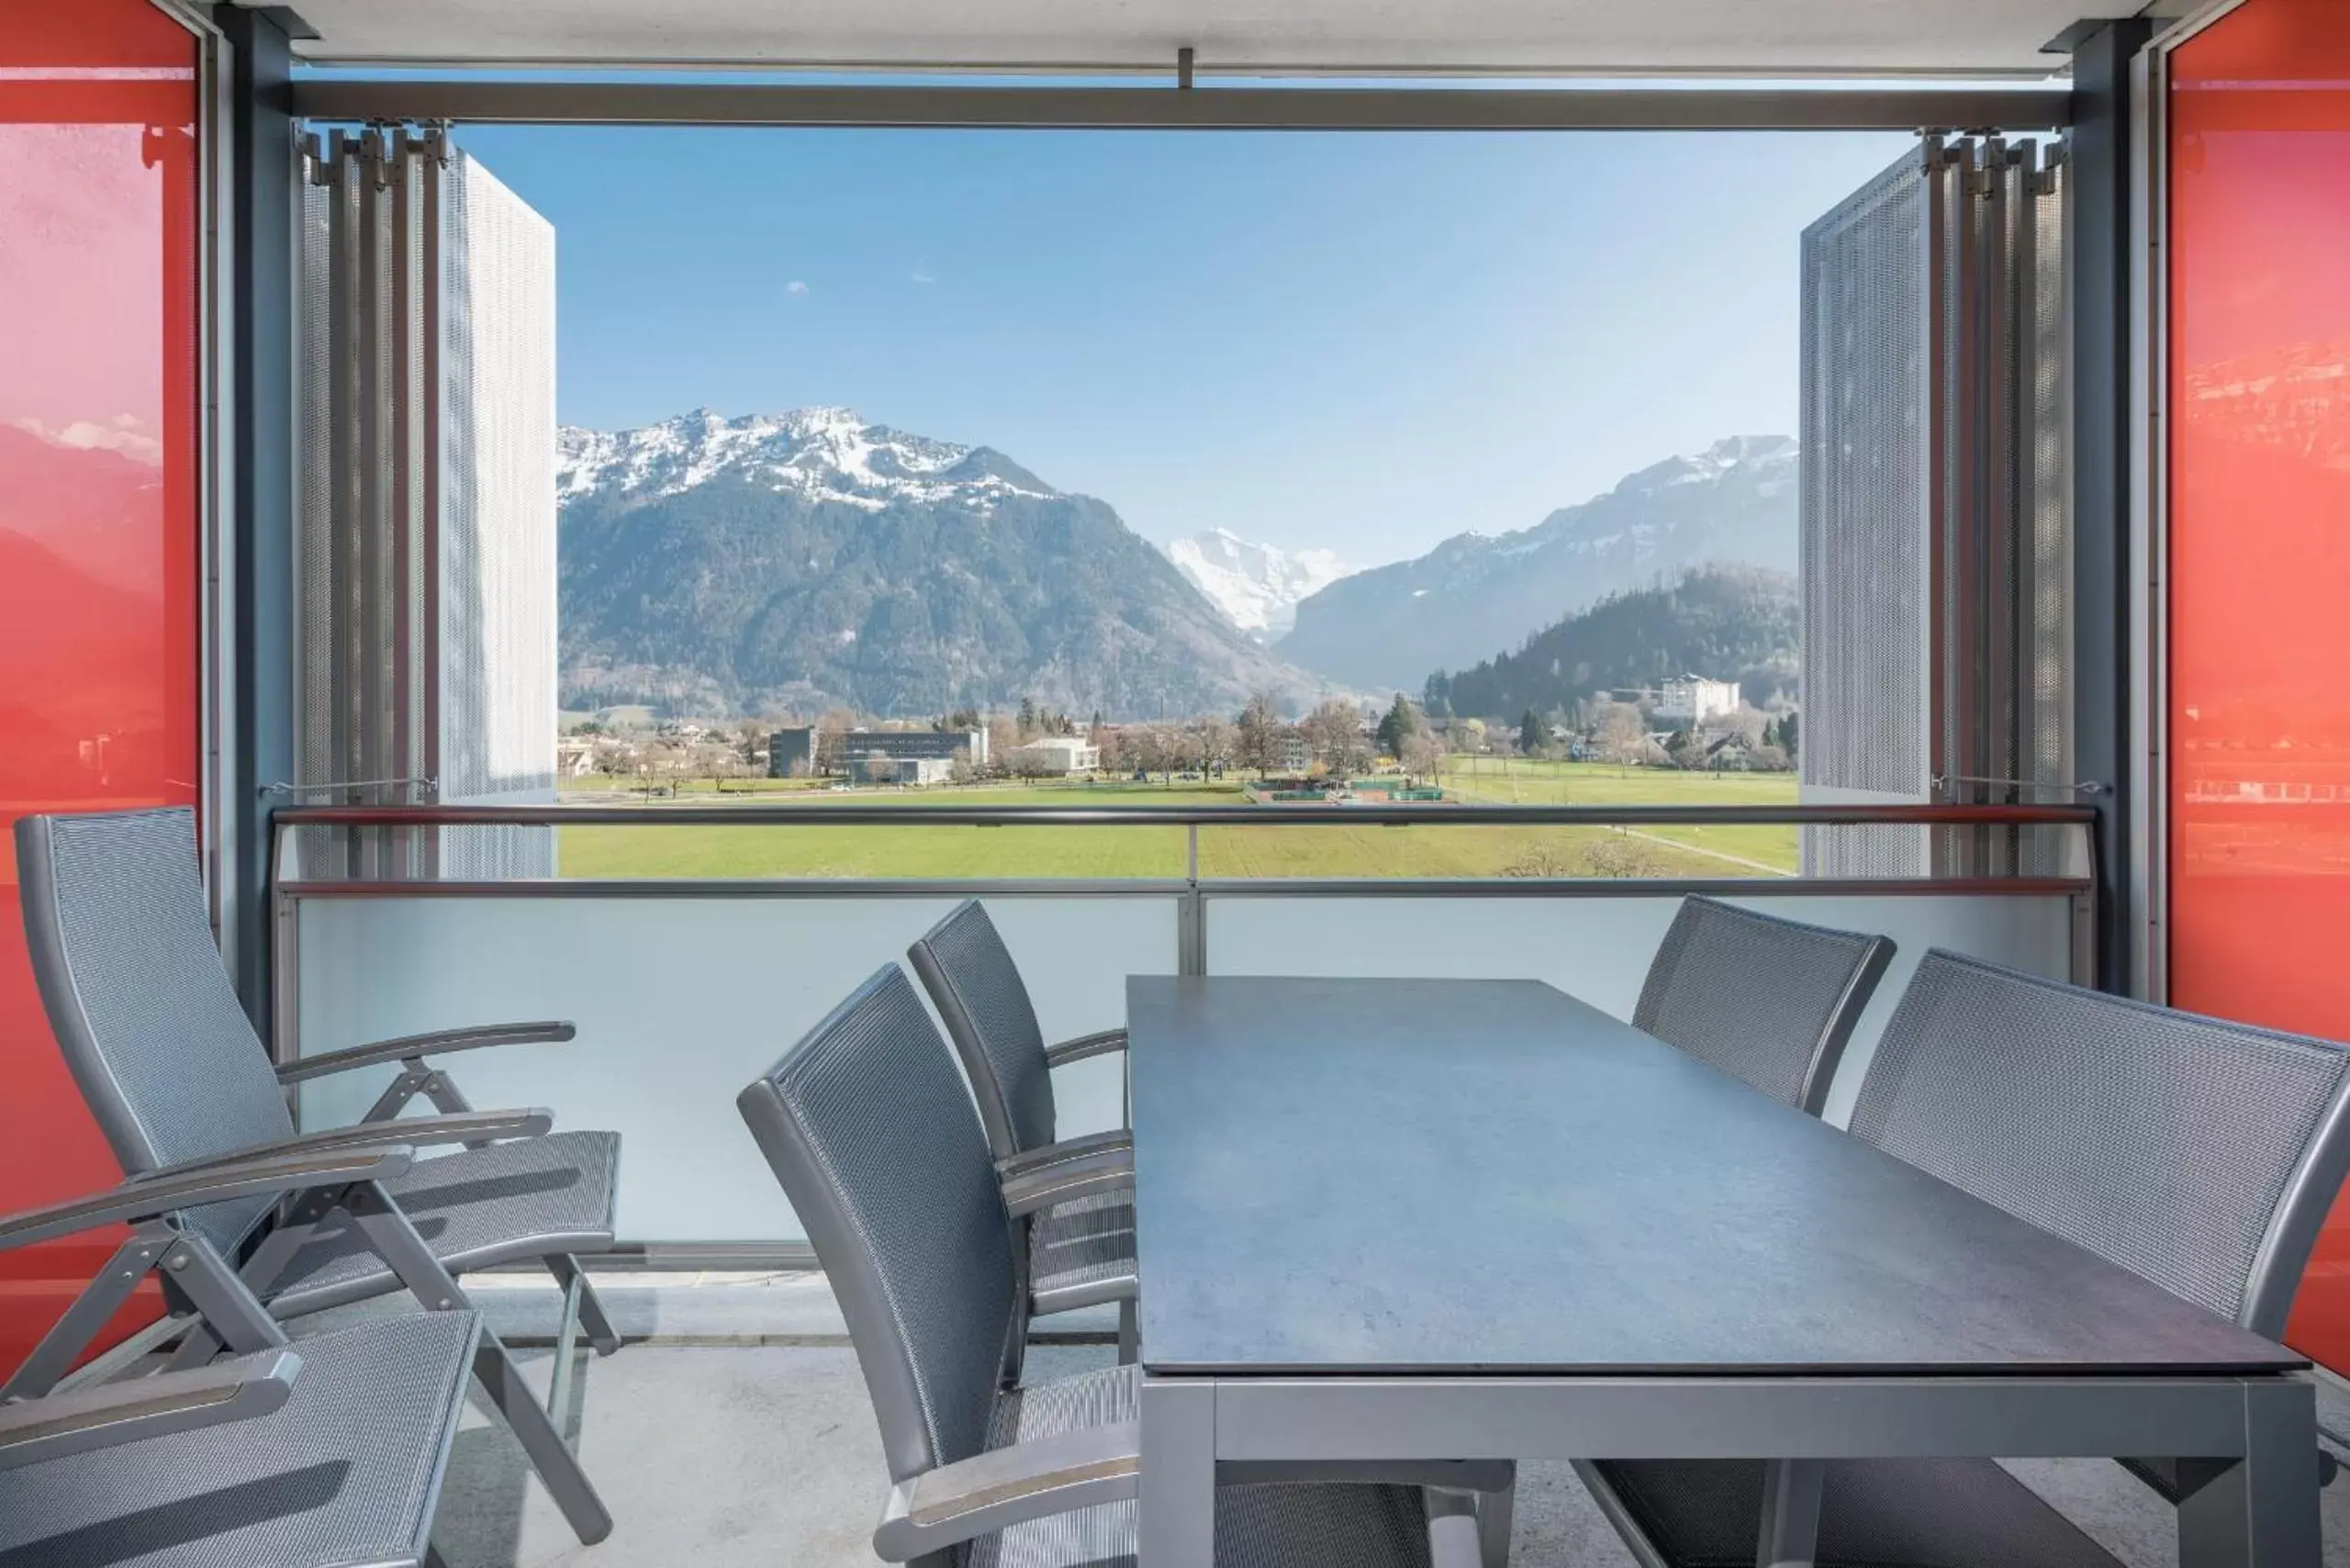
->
15, 807, 293, 1257
1632, 897, 1896, 1114
906, 899, 1055, 1159
1852, 951, 2350, 1337
737, 966, 1019, 1483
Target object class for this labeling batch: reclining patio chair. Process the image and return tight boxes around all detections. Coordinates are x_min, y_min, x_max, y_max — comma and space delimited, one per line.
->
908, 899, 1138, 1360
14, 805, 617, 1543
0, 1143, 480, 1568
738, 965, 1515, 1568
1581, 950, 2350, 1568
1632, 896, 1894, 1114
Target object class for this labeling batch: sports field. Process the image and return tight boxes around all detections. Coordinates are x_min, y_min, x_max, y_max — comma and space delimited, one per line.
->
554, 761, 1801, 880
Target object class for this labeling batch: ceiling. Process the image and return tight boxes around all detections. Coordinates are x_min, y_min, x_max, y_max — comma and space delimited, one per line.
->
263, 0, 2147, 77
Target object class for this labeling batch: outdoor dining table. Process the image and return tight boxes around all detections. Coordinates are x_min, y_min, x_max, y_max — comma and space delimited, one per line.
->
1125, 975, 2322, 1568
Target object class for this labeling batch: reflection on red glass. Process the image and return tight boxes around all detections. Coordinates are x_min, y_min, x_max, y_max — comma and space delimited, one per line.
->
0, 0, 201, 1371
2166, 0, 2350, 1369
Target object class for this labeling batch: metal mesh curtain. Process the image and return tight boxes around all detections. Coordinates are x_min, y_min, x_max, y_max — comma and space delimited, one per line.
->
294, 129, 556, 879
1798, 135, 2071, 878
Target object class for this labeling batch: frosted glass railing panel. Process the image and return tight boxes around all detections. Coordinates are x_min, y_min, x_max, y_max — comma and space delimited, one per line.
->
295, 894, 1177, 1242
1201, 892, 2076, 1127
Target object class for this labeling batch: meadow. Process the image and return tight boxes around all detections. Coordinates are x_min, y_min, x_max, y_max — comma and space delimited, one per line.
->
554, 761, 1801, 880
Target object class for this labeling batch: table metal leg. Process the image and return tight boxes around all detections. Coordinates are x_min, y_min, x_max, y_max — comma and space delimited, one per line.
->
1755, 1459, 1824, 1568
1140, 1376, 1215, 1568
2177, 1380, 2322, 1568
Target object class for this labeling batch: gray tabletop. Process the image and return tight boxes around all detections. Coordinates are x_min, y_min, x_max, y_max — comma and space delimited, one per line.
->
1127, 975, 2304, 1379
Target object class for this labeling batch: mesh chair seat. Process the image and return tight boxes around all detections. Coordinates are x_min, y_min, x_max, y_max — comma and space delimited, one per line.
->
265, 1131, 620, 1317
1585, 1458, 2121, 1568
0, 1311, 477, 1568
1029, 1193, 1136, 1315
967, 1363, 1435, 1568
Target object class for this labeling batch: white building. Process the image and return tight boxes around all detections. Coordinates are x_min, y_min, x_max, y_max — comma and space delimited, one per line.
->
1655, 675, 1740, 728
1010, 736, 1101, 776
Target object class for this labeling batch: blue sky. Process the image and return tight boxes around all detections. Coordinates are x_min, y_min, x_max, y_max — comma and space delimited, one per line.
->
457, 125, 1914, 566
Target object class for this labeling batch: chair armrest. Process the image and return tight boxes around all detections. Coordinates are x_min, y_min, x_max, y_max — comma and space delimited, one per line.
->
873, 1421, 1140, 1561
0, 1148, 416, 1252
1042, 1027, 1126, 1070
0, 1350, 301, 1472
995, 1129, 1132, 1181
143, 1111, 554, 1178
999, 1148, 1132, 1218
276, 1021, 576, 1083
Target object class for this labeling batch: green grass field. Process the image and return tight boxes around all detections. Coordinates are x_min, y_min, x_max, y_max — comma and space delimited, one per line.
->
554, 762, 1801, 880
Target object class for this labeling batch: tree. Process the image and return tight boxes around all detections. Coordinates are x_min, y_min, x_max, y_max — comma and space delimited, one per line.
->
1518, 708, 1550, 757
1304, 699, 1370, 777
1016, 696, 1039, 740
1193, 714, 1235, 777
1236, 691, 1281, 775
1400, 730, 1443, 785
1377, 693, 1426, 761
985, 713, 1020, 776
1595, 701, 1648, 768
814, 709, 857, 776
943, 706, 981, 734
1775, 710, 1799, 762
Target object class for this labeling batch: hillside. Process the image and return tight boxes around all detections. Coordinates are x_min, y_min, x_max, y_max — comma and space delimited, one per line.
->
1424, 566, 1799, 720
555, 408, 1341, 718
1278, 436, 1796, 691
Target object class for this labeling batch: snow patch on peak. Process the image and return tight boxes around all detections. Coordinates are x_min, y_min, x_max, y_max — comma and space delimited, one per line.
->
1165, 530, 1356, 639
555, 406, 1058, 512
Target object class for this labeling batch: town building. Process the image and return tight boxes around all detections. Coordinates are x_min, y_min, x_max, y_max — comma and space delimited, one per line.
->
1009, 736, 1102, 776
768, 726, 986, 778
1654, 675, 1741, 729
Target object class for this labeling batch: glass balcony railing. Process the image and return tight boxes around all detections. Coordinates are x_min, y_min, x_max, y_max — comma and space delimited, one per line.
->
269, 801, 2094, 1258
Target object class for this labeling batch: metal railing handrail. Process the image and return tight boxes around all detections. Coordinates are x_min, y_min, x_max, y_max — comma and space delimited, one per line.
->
273, 801, 2096, 830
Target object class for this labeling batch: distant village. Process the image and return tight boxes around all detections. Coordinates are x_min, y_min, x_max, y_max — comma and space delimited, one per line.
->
556, 675, 1796, 794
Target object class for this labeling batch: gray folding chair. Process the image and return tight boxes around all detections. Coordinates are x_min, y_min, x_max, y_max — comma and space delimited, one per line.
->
1632, 896, 1895, 1114
739, 966, 1514, 1568
0, 1144, 480, 1568
14, 805, 615, 1543
908, 900, 1139, 1358
1581, 950, 2350, 1568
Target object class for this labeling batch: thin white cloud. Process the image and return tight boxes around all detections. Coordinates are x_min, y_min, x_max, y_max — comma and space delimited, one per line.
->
910, 269, 935, 286
786, 279, 810, 296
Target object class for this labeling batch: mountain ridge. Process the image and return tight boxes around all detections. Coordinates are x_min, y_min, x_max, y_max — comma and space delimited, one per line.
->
1276, 435, 1798, 692
554, 407, 1341, 719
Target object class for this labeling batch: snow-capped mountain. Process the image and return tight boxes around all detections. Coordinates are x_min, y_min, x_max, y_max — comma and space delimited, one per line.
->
554, 407, 1339, 718
556, 406, 1056, 514
1278, 436, 1799, 693
1163, 529, 1356, 641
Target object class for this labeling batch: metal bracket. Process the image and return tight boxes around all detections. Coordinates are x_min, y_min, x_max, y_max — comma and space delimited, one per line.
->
260, 775, 438, 799
1934, 774, 2110, 798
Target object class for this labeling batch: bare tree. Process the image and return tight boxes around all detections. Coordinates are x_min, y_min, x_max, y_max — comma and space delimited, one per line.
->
1194, 714, 1235, 778
1400, 730, 1443, 785
1303, 699, 1370, 777
815, 708, 857, 777
984, 713, 1020, 777
1595, 702, 1648, 769
1236, 691, 1281, 776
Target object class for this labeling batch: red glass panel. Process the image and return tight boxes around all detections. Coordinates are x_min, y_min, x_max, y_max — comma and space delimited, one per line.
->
0, 0, 202, 1370
2166, 0, 2350, 1368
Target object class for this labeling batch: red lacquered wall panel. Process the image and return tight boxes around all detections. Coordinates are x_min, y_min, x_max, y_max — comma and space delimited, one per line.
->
2165, 0, 2350, 1367
0, 0, 201, 1370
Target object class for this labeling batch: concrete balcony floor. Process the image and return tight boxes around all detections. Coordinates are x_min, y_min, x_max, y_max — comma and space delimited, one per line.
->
308, 1271, 2350, 1568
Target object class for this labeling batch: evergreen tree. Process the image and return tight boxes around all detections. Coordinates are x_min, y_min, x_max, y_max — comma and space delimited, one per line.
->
1377, 693, 1424, 758
1518, 708, 1550, 756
